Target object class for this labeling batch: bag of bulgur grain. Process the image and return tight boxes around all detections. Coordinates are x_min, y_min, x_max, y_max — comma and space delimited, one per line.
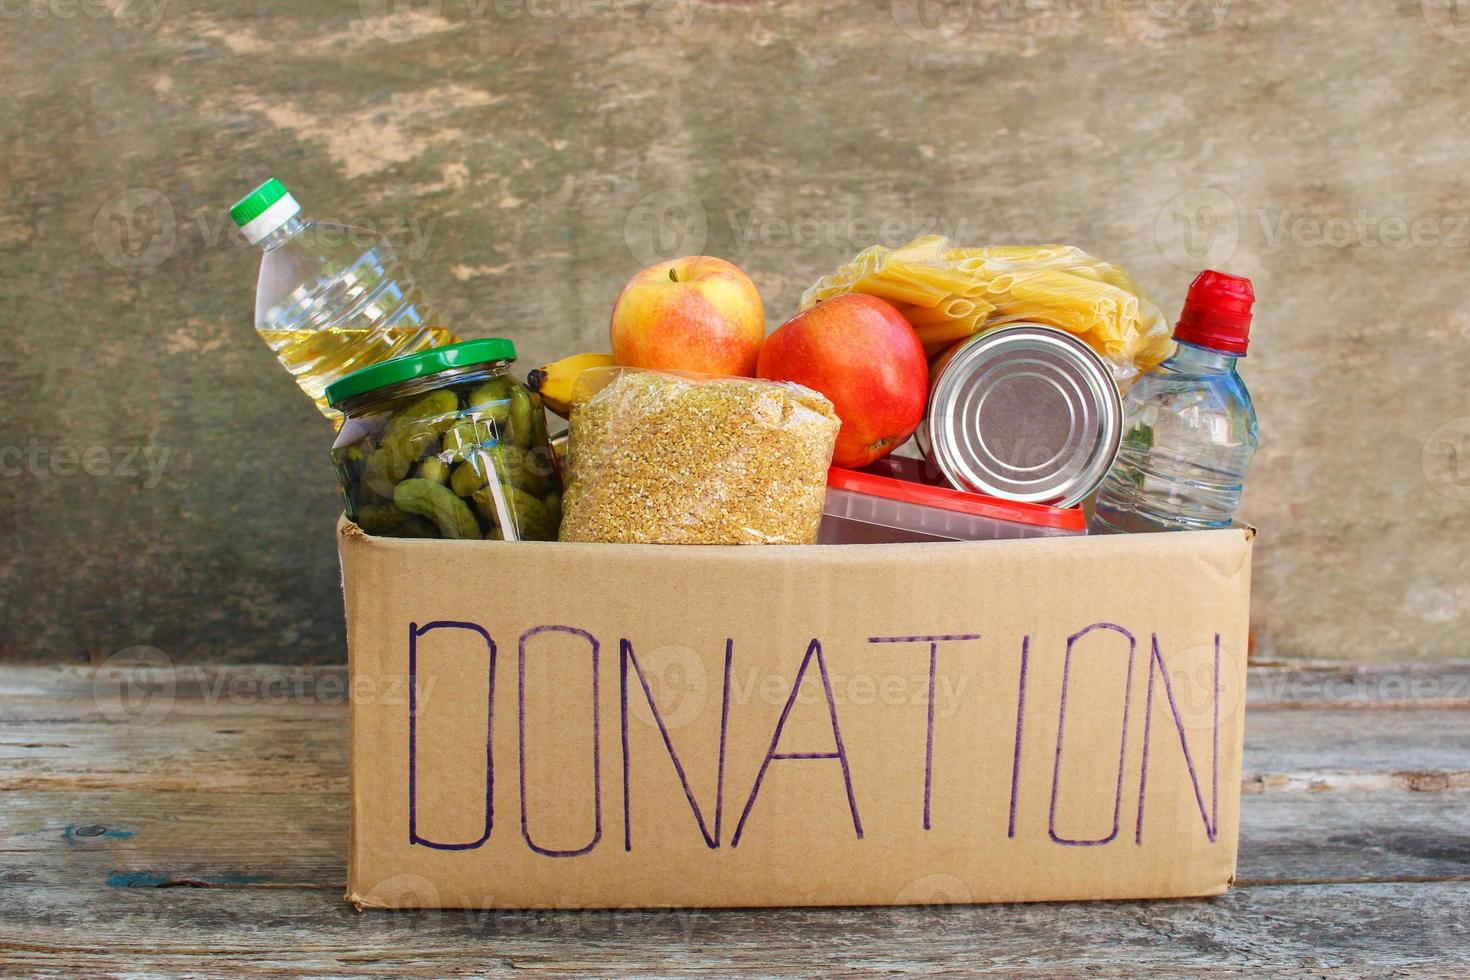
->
558, 369, 840, 545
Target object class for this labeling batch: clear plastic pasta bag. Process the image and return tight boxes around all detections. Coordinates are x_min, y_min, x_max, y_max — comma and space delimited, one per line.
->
802, 236, 1172, 388
558, 368, 840, 545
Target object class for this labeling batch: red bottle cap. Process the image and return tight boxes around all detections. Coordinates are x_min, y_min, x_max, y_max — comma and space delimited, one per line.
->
1173, 270, 1254, 355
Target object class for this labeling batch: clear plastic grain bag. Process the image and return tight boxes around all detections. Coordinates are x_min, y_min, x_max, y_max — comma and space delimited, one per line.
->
558, 368, 840, 545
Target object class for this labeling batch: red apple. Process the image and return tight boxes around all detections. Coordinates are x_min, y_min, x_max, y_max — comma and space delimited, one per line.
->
610, 256, 765, 377
757, 293, 928, 468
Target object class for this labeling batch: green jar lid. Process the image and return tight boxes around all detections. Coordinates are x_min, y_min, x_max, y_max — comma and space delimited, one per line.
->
325, 338, 517, 407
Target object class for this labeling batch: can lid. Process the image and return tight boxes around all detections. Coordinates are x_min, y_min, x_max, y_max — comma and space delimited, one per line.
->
827, 467, 1086, 531
1173, 270, 1254, 354
325, 338, 517, 407
230, 178, 302, 245
923, 325, 1122, 508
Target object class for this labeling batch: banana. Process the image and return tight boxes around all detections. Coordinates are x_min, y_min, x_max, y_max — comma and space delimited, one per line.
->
526, 352, 615, 417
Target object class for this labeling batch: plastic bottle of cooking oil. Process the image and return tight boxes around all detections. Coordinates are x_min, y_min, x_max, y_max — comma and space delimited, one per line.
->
230, 178, 458, 422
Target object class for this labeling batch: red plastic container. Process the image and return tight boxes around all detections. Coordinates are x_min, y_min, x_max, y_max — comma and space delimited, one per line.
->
818, 467, 1086, 544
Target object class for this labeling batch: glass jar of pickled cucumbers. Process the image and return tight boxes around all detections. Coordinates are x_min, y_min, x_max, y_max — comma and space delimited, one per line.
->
325, 339, 562, 541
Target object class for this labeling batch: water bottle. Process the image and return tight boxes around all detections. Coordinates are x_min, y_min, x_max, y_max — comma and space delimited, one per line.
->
1090, 271, 1258, 533
229, 178, 458, 423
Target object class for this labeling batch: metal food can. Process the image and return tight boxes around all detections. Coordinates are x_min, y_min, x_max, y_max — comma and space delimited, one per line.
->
920, 324, 1122, 508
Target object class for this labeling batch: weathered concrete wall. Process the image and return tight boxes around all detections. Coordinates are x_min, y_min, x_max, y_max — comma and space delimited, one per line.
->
1, 0, 1467, 663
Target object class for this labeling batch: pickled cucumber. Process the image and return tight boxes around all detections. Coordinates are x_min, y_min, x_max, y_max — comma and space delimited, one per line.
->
473, 482, 558, 541
363, 446, 411, 499
416, 456, 449, 485
394, 479, 482, 540
494, 444, 556, 496
338, 443, 367, 484
335, 371, 562, 541
464, 378, 512, 428
382, 390, 458, 465
442, 418, 488, 462
354, 502, 406, 535
449, 459, 486, 497
508, 386, 535, 448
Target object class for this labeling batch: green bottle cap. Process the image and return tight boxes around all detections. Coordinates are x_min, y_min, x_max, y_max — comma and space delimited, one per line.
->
230, 178, 301, 244
325, 339, 519, 408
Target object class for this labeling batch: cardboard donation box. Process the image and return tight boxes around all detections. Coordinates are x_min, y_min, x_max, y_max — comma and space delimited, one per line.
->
340, 519, 1253, 909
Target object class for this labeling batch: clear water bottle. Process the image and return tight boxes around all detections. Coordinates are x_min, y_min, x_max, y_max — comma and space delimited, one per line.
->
230, 178, 458, 423
1090, 271, 1258, 533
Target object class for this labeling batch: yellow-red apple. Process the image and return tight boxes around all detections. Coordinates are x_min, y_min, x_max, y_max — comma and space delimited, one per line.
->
610, 256, 765, 377
758, 294, 928, 468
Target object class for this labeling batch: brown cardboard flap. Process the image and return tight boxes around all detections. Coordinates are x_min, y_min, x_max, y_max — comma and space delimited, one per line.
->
341, 518, 1251, 908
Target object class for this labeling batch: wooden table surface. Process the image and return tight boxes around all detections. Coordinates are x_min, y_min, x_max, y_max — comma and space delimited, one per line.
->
3, 661, 1468, 976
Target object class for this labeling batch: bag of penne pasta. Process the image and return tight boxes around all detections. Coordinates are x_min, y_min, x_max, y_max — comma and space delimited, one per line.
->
801, 236, 1172, 388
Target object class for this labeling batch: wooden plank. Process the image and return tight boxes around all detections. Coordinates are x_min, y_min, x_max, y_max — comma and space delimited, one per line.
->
3, 781, 1468, 892
1238, 788, 1470, 885
0, 664, 352, 703
0, 717, 347, 793
1244, 708, 1470, 780
2, 662, 1467, 973
7, 702, 1466, 795
0, 791, 345, 888
2, 880, 1467, 975
4, 664, 1466, 889
1247, 661, 1470, 709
